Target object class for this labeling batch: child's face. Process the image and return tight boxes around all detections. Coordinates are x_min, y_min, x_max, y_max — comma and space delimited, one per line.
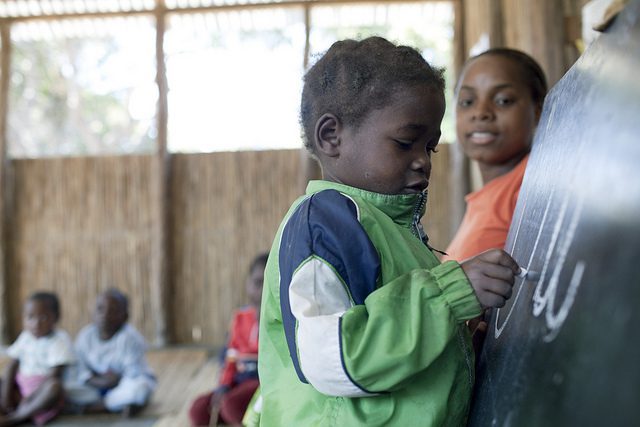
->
94, 294, 127, 338
456, 55, 540, 165
24, 300, 57, 338
324, 84, 445, 195
246, 262, 265, 309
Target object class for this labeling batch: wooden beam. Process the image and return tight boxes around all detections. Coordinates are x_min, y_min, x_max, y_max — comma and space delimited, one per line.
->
150, 0, 170, 347
0, 24, 10, 345
449, 0, 471, 232
0, 0, 452, 24
0, 0, 451, 24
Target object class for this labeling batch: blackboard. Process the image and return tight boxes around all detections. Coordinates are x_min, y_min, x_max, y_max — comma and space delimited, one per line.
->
468, 1, 640, 426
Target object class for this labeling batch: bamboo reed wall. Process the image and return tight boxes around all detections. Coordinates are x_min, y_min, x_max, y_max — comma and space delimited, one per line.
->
422, 142, 457, 252
5, 146, 457, 347
169, 150, 302, 345
7, 155, 160, 342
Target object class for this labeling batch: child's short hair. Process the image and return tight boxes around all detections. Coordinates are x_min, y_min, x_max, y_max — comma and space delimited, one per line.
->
249, 252, 269, 273
463, 48, 548, 108
102, 288, 129, 313
28, 291, 60, 320
300, 36, 445, 153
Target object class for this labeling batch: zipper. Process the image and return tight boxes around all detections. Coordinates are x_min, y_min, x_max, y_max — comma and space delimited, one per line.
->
411, 191, 428, 243
411, 190, 448, 256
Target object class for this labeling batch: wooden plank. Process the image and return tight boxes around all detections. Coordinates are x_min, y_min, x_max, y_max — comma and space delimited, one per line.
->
149, 349, 219, 427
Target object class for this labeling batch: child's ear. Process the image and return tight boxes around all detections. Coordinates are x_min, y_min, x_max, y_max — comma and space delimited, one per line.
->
314, 113, 342, 157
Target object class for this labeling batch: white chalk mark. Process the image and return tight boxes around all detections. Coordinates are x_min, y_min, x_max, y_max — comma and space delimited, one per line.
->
544, 261, 585, 342
533, 191, 584, 329
495, 186, 585, 342
507, 194, 527, 254
495, 191, 554, 338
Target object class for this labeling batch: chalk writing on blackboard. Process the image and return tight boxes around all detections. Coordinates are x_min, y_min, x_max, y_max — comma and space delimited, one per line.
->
495, 187, 586, 342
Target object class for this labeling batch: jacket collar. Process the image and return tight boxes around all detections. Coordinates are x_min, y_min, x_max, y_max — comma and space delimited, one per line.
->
305, 180, 425, 228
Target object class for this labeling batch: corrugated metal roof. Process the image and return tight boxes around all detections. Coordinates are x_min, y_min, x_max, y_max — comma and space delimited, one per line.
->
164, 0, 292, 9
0, 0, 304, 18
0, 1, 155, 17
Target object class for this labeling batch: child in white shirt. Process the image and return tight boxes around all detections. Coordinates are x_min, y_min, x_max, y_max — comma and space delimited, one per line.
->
0, 292, 75, 426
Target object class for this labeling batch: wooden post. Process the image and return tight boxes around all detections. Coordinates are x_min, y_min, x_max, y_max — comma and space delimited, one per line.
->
299, 4, 322, 193
449, 0, 471, 234
150, 2, 170, 347
500, 0, 569, 86
461, 0, 504, 57
0, 24, 11, 345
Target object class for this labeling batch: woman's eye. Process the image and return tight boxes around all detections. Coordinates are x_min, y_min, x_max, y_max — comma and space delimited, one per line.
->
457, 98, 473, 108
496, 97, 514, 106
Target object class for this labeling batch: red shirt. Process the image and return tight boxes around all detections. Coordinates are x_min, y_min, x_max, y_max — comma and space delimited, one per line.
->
219, 306, 259, 387
444, 156, 528, 261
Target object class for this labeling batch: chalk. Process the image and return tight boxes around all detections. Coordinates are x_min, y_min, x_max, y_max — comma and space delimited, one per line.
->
517, 267, 540, 282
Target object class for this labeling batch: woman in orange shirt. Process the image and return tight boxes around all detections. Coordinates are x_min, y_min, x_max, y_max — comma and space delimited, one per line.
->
445, 48, 548, 262
444, 49, 547, 345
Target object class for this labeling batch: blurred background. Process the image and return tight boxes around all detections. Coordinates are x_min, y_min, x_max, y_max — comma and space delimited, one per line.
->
0, 0, 596, 351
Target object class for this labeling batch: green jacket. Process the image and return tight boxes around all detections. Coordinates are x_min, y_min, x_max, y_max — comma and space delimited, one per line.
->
258, 181, 482, 426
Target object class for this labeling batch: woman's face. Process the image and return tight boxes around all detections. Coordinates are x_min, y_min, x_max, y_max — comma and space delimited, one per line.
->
456, 55, 541, 166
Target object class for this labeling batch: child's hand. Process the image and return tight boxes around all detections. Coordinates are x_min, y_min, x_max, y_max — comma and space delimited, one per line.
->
88, 370, 121, 390
460, 249, 519, 309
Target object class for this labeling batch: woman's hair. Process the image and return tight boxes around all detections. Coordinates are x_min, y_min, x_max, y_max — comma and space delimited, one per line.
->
300, 36, 445, 153
28, 291, 60, 320
462, 48, 548, 108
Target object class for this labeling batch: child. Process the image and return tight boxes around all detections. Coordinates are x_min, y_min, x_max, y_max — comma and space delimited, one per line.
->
0, 292, 75, 426
65, 288, 156, 417
189, 253, 268, 427
444, 48, 548, 261
258, 36, 520, 426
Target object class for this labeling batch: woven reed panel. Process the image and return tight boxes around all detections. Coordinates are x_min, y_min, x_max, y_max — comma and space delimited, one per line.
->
7, 155, 159, 342
422, 143, 458, 252
170, 149, 302, 346
4, 147, 456, 347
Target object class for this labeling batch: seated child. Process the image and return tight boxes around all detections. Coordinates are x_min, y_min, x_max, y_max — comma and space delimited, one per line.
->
444, 48, 548, 261
258, 36, 520, 426
65, 288, 156, 417
189, 253, 268, 427
0, 291, 75, 426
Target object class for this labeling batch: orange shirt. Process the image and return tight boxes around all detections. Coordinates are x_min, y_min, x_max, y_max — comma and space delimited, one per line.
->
443, 155, 528, 261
